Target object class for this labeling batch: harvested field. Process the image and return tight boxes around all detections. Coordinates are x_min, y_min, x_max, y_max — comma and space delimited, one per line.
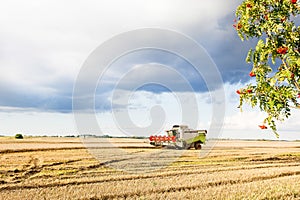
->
0, 137, 300, 199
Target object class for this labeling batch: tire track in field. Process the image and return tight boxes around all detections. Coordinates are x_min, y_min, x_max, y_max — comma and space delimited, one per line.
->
70, 162, 300, 180
81, 173, 300, 200
1, 163, 300, 191
0, 146, 155, 154
3, 158, 87, 184
0, 147, 86, 154
5, 158, 87, 174
0, 141, 83, 144
267, 192, 300, 200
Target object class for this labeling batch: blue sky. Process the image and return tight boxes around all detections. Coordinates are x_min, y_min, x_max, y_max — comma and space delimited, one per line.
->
0, 0, 299, 140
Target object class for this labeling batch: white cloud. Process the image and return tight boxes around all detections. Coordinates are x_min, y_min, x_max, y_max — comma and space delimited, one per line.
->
0, 0, 241, 85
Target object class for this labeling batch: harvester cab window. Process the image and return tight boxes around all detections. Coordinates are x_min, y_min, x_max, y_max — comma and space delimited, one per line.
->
172, 130, 178, 136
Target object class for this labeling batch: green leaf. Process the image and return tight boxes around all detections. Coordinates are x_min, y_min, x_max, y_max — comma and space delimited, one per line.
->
246, 49, 253, 63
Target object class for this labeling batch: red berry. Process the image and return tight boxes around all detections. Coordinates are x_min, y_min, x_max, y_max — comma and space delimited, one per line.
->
233, 23, 242, 30
291, 0, 297, 4
259, 125, 267, 129
246, 3, 252, 8
264, 15, 269, 20
276, 47, 288, 54
236, 90, 241, 95
237, 23, 242, 29
249, 71, 256, 77
291, 73, 295, 79
298, 94, 300, 98
247, 89, 253, 93
281, 17, 286, 22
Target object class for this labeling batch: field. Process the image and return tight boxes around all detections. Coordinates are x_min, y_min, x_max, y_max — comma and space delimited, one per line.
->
0, 137, 300, 200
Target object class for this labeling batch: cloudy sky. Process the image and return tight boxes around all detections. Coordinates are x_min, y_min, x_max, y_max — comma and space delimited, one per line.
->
0, 0, 299, 140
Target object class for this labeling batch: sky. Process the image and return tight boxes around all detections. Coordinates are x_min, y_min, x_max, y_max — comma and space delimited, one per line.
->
0, 0, 299, 140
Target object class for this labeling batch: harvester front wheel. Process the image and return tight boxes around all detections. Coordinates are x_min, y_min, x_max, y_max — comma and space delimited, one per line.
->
194, 142, 202, 150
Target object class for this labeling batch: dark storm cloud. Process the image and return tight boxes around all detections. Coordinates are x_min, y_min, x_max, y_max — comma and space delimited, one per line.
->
192, 12, 258, 85
0, 23, 253, 113
0, 79, 73, 113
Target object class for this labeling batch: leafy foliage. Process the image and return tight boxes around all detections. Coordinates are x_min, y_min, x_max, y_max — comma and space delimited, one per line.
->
234, 0, 300, 136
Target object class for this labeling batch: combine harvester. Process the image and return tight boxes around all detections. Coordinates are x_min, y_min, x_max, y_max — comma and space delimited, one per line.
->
149, 125, 207, 150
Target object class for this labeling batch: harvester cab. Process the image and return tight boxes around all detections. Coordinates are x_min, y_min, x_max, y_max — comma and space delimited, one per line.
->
149, 125, 207, 150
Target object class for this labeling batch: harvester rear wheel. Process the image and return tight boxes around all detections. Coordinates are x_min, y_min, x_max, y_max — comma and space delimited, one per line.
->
194, 142, 202, 150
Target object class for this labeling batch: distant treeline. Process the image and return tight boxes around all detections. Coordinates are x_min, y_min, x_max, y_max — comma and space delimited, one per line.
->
79, 134, 147, 139
0, 134, 147, 139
